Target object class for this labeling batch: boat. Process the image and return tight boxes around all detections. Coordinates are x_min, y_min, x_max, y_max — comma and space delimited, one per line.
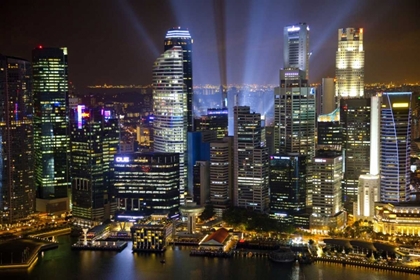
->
269, 247, 296, 263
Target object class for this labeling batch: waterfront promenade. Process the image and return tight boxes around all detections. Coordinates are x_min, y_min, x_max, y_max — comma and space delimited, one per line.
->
0, 238, 58, 269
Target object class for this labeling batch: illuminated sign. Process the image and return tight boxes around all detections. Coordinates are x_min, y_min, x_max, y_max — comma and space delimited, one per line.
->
314, 159, 326, 163
81, 112, 90, 118
116, 157, 130, 163
392, 103, 409, 108
287, 26, 300, 32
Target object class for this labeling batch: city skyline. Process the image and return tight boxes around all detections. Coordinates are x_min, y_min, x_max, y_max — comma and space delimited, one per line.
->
0, 0, 419, 91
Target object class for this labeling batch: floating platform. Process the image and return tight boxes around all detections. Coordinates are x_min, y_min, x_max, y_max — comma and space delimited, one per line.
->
71, 240, 127, 252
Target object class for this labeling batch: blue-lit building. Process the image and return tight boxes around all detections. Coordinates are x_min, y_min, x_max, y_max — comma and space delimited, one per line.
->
0, 55, 34, 223
32, 46, 70, 214
187, 130, 216, 197
380, 92, 412, 203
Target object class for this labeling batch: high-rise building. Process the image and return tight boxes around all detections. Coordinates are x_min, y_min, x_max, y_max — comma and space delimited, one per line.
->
275, 69, 315, 158
284, 23, 310, 80
336, 28, 364, 98
0, 55, 34, 223
357, 95, 381, 219
317, 108, 342, 151
194, 108, 228, 139
70, 106, 119, 224
164, 27, 193, 131
380, 92, 412, 203
192, 161, 210, 206
312, 151, 342, 216
340, 98, 370, 206
317, 78, 336, 117
32, 46, 70, 214
153, 46, 188, 203
209, 137, 233, 218
234, 106, 269, 212
269, 154, 307, 226
113, 152, 180, 216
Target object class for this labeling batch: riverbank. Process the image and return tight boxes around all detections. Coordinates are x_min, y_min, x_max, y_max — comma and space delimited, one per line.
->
315, 256, 420, 275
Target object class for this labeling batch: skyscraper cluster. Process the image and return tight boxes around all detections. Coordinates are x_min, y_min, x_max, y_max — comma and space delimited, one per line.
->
0, 21, 416, 236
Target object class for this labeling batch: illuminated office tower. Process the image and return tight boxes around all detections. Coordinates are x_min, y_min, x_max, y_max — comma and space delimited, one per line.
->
209, 136, 233, 218
164, 27, 193, 131
32, 47, 70, 213
275, 69, 315, 207
153, 46, 188, 203
284, 23, 310, 80
234, 106, 269, 212
275, 69, 315, 157
70, 106, 119, 224
340, 98, 370, 207
317, 108, 342, 151
0, 55, 34, 223
380, 92, 412, 203
336, 28, 364, 98
310, 151, 345, 230
113, 152, 180, 216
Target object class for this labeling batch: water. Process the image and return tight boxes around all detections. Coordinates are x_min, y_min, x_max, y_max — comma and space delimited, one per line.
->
0, 236, 417, 280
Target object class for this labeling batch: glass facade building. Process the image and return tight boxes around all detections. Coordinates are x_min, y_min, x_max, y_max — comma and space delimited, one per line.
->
0, 55, 34, 223
70, 106, 119, 223
336, 28, 364, 98
113, 152, 180, 216
164, 27, 193, 132
380, 92, 412, 203
340, 98, 370, 205
269, 154, 307, 222
32, 47, 70, 212
153, 46, 187, 204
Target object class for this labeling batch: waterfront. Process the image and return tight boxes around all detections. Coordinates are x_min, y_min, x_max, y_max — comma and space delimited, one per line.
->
0, 235, 418, 280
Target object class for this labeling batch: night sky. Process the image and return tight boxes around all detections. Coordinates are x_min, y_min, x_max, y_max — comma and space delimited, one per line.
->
1, 0, 419, 91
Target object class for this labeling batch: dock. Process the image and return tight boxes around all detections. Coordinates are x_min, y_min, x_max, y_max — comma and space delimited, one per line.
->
71, 240, 127, 252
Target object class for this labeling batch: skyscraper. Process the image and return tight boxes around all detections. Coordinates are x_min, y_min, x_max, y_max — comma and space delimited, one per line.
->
269, 154, 307, 225
209, 137, 233, 218
234, 106, 269, 212
70, 106, 119, 224
284, 23, 310, 80
164, 27, 193, 131
113, 152, 180, 216
32, 46, 70, 213
380, 92, 412, 203
0, 55, 34, 223
153, 46, 188, 203
336, 28, 364, 98
340, 98, 370, 206
275, 69, 315, 158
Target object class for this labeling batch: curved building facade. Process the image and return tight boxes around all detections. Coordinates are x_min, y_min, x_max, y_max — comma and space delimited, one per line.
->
153, 46, 187, 203
164, 27, 193, 132
380, 92, 412, 203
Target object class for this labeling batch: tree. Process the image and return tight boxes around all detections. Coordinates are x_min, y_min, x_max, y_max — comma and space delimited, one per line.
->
200, 204, 215, 221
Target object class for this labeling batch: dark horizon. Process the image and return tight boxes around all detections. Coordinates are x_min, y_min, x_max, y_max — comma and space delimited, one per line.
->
1, 0, 419, 91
